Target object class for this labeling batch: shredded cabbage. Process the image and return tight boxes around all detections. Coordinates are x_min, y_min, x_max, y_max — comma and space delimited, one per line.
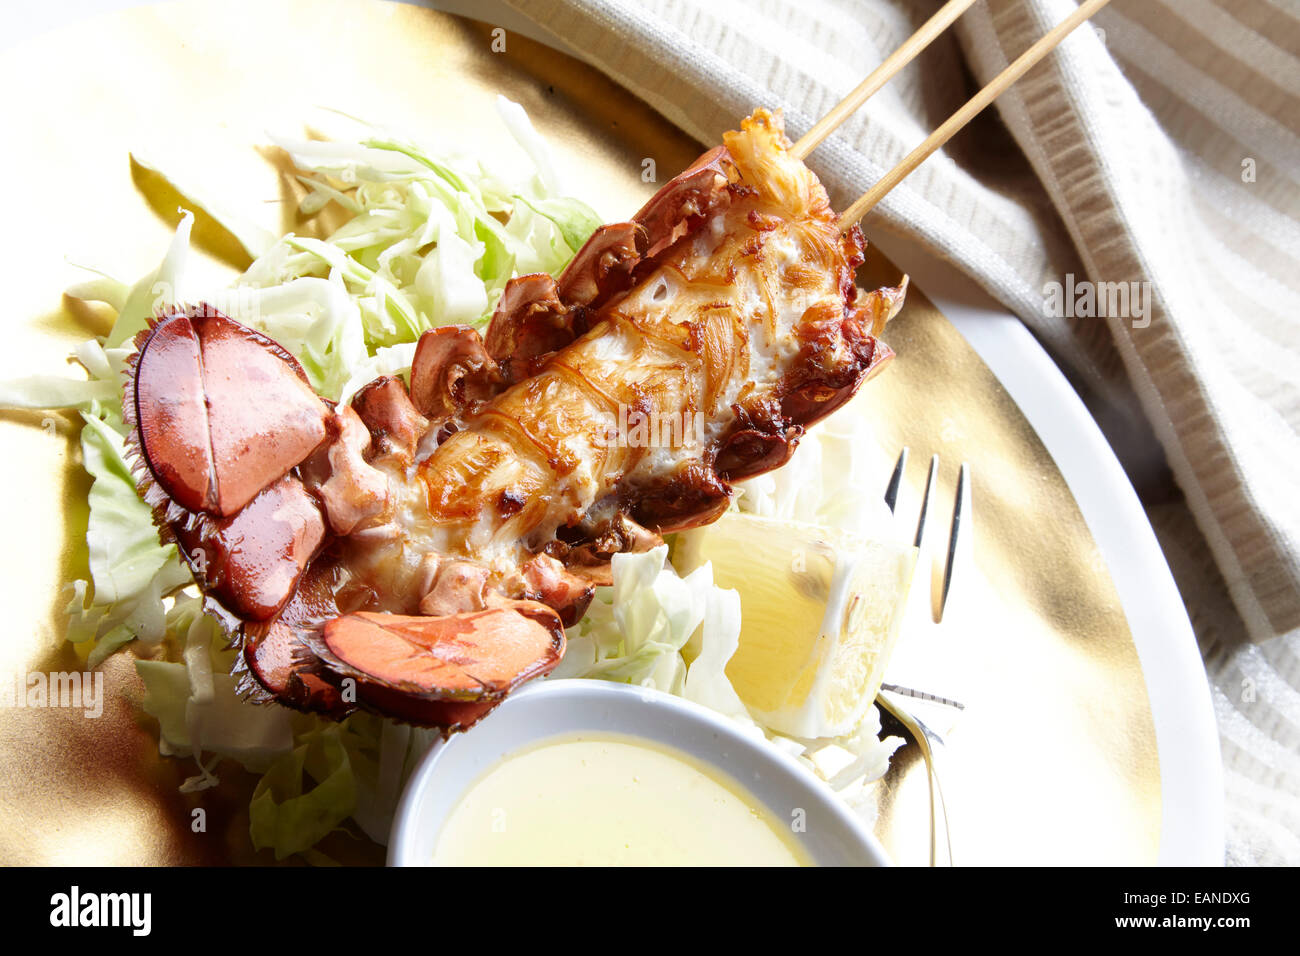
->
554, 545, 715, 693
248, 725, 356, 860
734, 396, 898, 537
79, 410, 177, 605
245, 715, 441, 861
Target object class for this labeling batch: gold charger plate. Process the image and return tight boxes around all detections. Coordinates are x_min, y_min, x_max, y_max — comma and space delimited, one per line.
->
0, 0, 1159, 865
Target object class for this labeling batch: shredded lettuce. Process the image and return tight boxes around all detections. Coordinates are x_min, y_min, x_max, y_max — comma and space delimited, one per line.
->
0, 377, 117, 410
248, 725, 356, 860
246, 716, 441, 861
512, 194, 605, 258
107, 211, 195, 349
734, 395, 897, 537
135, 594, 294, 791
213, 111, 599, 402
130, 150, 278, 260
79, 410, 177, 604
554, 545, 715, 692
681, 586, 749, 719
137, 663, 294, 782
495, 94, 563, 196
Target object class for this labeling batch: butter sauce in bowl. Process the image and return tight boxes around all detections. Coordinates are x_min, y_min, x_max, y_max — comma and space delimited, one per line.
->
389, 679, 888, 867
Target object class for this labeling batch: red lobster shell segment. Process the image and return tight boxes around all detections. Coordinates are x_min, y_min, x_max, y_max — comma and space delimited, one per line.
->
129, 305, 330, 518
315, 607, 564, 698
123, 108, 905, 730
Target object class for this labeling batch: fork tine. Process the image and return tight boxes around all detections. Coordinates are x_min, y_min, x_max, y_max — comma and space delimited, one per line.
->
938, 462, 972, 621
914, 454, 939, 549
914, 455, 944, 624
884, 446, 908, 513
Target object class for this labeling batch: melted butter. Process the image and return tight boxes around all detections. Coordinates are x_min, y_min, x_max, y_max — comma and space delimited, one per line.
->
431, 733, 810, 866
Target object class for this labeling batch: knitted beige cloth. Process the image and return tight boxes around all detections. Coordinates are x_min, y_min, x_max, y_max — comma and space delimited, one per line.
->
501, 0, 1300, 864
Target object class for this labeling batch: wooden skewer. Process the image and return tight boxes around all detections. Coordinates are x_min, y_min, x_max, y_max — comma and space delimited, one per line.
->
838, 0, 1112, 230
790, 0, 979, 160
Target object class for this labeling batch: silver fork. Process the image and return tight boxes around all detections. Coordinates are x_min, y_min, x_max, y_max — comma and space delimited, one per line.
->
876, 449, 972, 867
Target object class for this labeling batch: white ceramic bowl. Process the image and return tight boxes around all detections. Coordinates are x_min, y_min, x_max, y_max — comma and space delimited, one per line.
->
388, 678, 889, 866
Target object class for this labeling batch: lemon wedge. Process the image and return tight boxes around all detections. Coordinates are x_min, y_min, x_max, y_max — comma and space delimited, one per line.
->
673, 511, 917, 738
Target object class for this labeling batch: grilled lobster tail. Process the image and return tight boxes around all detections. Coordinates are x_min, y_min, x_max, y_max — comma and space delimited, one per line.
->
123, 108, 905, 730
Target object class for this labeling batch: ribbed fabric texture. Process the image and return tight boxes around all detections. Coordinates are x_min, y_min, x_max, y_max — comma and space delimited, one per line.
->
502, 0, 1300, 864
